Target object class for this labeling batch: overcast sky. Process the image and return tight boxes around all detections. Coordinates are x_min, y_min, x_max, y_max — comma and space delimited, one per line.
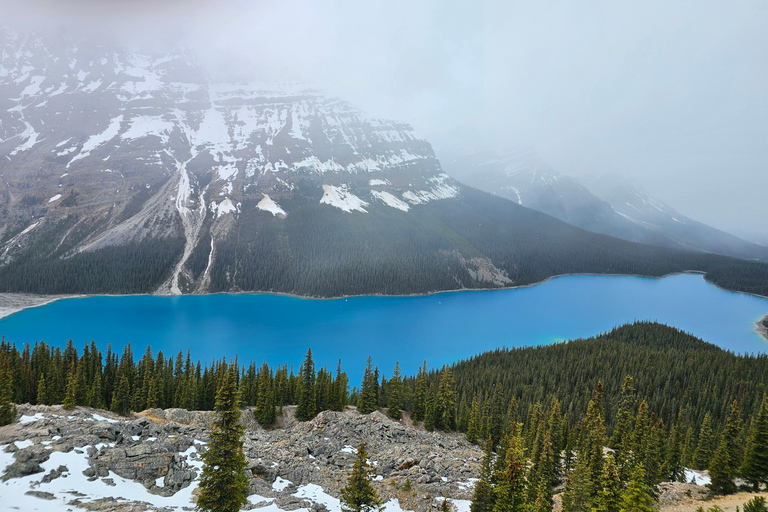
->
3, 0, 767, 236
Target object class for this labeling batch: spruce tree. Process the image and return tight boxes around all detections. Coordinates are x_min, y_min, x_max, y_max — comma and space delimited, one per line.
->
63, 362, 77, 410
492, 425, 528, 512
339, 442, 383, 512
471, 439, 496, 512
708, 435, 736, 495
387, 362, 402, 420
0, 360, 16, 426
693, 413, 714, 470
424, 385, 437, 431
596, 455, 622, 512
296, 349, 317, 421
411, 361, 427, 423
467, 394, 482, 445
436, 366, 457, 431
358, 357, 379, 415
740, 393, 768, 490
254, 362, 276, 427
488, 383, 505, 448
111, 373, 132, 415
197, 367, 248, 512
36, 374, 48, 406
619, 465, 656, 512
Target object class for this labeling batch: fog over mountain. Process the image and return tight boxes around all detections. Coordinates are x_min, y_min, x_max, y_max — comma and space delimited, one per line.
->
3, 0, 766, 237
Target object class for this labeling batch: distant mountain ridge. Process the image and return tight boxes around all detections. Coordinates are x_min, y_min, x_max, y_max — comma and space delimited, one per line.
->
443, 148, 768, 261
2, 28, 768, 297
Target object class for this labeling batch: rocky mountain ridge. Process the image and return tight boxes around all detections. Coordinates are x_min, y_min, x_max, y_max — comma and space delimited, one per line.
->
443, 148, 768, 261
0, 404, 480, 512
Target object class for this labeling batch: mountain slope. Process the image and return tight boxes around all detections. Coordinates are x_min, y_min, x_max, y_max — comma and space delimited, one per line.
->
2, 29, 768, 297
443, 149, 768, 262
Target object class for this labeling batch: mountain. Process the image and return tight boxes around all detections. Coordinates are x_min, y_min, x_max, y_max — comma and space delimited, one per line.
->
2, 29, 768, 297
443, 148, 768, 262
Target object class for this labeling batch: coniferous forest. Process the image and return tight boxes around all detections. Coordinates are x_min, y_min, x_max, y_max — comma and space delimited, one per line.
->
1, 321, 767, 508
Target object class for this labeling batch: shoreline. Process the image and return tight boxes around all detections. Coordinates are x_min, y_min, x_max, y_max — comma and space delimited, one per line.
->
0, 270, 766, 321
757, 315, 768, 342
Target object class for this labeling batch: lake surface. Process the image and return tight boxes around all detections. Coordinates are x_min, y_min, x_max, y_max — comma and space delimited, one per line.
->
0, 273, 766, 383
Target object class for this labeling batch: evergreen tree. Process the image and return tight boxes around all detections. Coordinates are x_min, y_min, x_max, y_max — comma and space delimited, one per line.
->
63, 362, 77, 409
436, 366, 457, 431
596, 455, 622, 512
197, 367, 248, 512
111, 373, 132, 415
488, 383, 506, 448
471, 439, 496, 512
424, 385, 437, 431
530, 429, 555, 512
619, 465, 656, 512
708, 435, 736, 495
36, 374, 48, 406
254, 362, 276, 427
492, 425, 529, 512
693, 413, 714, 470
339, 442, 383, 512
358, 357, 379, 415
411, 361, 427, 423
332, 360, 347, 412
740, 393, 768, 490
0, 360, 16, 426
467, 394, 482, 445
296, 349, 317, 421
387, 362, 402, 420
743, 497, 768, 512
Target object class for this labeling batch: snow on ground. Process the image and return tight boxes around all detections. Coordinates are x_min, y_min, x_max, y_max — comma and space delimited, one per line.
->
121, 115, 175, 144
211, 198, 239, 218
684, 468, 711, 486
340, 445, 357, 454
320, 185, 368, 213
67, 115, 124, 167
48, 194, 61, 203
295, 483, 340, 510
402, 175, 460, 205
18, 413, 44, 424
257, 194, 286, 216
19, 222, 39, 236
272, 476, 293, 491
90, 413, 118, 423
369, 178, 389, 186
371, 190, 410, 212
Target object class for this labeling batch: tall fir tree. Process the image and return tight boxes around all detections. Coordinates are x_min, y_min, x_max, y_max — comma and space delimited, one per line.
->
693, 413, 714, 470
436, 366, 457, 431
492, 424, 529, 512
0, 359, 16, 426
471, 439, 497, 512
708, 435, 736, 495
467, 394, 482, 445
295, 349, 317, 421
411, 361, 427, 423
197, 366, 248, 512
339, 442, 383, 512
619, 465, 656, 512
358, 356, 379, 415
596, 455, 622, 512
254, 361, 276, 427
387, 362, 402, 420
740, 393, 768, 490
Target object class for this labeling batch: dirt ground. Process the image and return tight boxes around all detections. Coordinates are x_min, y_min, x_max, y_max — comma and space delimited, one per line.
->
661, 491, 768, 512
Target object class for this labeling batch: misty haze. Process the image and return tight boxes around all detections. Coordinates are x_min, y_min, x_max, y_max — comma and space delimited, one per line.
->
0, 2, 767, 512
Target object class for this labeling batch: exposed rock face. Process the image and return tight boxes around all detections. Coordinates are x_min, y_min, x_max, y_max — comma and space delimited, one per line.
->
0, 404, 481, 512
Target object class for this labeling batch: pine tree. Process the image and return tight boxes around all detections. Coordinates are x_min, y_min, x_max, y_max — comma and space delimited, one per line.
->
0, 360, 16, 426
332, 360, 347, 412
424, 385, 437, 431
411, 361, 427, 423
63, 362, 77, 409
387, 362, 402, 420
743, 497, 768, 512
296, 349, 317, 421
740, 393, 768, 490
36, 374, 49, 406
488, 383, 506, 448
492, 425, 529, 512
467, 394, 482, 445
436, 366, 457, 431
596, 455, 622, 512
530, 429, 555, 512
471, 439, 496, 512
708, 435, 736, 495
358, 356, 379, 415
693, 413, 714, 470
197, 367, 248, 512
254, 362, 276, 427
111, 373, 132, 415
339, 442, 383, 512
619, 465, 656, 512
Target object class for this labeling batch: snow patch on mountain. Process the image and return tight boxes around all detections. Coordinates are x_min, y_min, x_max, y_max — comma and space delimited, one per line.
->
257, 194, 286, 216
67, 115, 124, 168
371, 190, 410, 212
320, 185, 369, 213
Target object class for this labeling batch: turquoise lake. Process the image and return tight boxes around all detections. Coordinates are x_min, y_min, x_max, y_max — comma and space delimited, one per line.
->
0, 273, 766, 383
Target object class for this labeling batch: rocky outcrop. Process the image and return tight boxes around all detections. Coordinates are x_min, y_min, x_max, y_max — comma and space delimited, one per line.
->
0, 404, 481, 512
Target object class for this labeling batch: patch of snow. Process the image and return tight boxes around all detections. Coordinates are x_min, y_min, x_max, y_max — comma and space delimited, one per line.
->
248, 493, 275, 505
320, 185, 368, 213
19, 75, 45, 97
91, 413, 118, 424
340, 445, 358, 454
19, 222, 39, 236
383, 498, 415, 512
68, 115, 123, 168
684, 468, 710, 486
371, 190, 409, 212
211, 198, 239, 218
272, 476, 293, 492
48, 194, 62, 203
369, 178, 389, 186
55, 138, 72, 148
294, 483, 340, 510
18, 413, 44, 424
14, 440, 34, 449
121, 115, 175, 144
257, 194, 286, 216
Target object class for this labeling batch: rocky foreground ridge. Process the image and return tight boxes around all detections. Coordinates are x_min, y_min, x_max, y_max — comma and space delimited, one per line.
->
0, 404, 482, 512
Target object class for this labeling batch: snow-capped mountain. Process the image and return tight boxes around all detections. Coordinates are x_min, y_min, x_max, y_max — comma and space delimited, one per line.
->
444, 149, 768, 261
3, 29, 766, 297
